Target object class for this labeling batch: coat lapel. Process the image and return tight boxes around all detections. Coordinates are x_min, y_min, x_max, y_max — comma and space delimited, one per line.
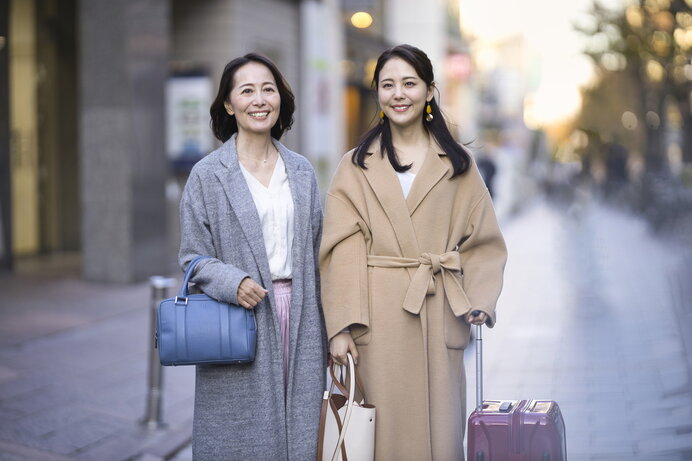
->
362, 146, 420, 258
276, 139, 311, 323
214, 135, 274, 291
406, 143, 451, 216
274, 140, 313, 397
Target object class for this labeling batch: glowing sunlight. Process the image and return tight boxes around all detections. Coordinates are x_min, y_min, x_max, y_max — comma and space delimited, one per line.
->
459, 0, 626, 128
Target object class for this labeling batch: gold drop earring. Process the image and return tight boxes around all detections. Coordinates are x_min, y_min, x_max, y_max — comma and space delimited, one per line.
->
380, 110, 385, 124
425, 103, 433, 122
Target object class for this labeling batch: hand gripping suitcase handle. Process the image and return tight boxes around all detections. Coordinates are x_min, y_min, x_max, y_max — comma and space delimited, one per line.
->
472, 310, 483, 411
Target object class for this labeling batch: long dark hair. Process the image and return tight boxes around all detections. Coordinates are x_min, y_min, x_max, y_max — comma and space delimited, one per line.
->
352, 44, 470, 177
210, 53, 295, 142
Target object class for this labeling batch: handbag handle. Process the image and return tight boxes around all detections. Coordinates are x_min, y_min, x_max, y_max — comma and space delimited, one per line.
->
328, 358, 368, 405
318, 355, 349, 461
331, 352, 356, 461
176, 255, 210, 302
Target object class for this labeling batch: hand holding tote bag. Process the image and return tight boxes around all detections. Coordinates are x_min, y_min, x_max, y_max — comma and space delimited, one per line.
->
317, 353, 376, 461
156, 255, 257, 366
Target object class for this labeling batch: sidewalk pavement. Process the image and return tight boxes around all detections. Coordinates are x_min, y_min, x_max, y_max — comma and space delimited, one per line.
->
0, 267, 194, 461
1, 195, 691, 460
465, 196, 692, 460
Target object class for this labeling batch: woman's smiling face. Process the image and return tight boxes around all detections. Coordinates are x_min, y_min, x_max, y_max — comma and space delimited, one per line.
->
377, 57, 433, 129
224, 61, 281, 137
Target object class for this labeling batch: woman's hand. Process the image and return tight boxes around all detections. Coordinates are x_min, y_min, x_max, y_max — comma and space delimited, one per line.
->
236, 277, 268, 309
465, 310, 488, 325
330, 332, 359, 366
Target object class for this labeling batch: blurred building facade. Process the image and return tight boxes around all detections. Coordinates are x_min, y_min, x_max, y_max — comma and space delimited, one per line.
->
467, 34, 540, 218
0, 0, 473, 283
2, 0, 81, 275
0, 0, 345, 282
341, 0, 476, 147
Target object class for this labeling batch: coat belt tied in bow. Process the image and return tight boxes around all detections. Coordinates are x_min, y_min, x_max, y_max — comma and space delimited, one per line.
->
367, 252, 473, 316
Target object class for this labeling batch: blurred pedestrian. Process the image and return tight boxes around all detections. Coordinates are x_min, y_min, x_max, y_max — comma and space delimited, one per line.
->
178, 53, 326, 460
476, 152, 497, 197
319, 44, 507, 460
604, 140, 629, 200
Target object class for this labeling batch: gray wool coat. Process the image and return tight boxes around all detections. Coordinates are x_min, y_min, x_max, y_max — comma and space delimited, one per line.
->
178, 134, 327, 460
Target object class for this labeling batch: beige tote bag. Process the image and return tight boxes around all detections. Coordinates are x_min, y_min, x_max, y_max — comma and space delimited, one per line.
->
317, 353, 376, 461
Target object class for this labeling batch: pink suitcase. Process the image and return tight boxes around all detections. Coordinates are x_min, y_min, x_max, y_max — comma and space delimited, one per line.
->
467, 322, 567, 461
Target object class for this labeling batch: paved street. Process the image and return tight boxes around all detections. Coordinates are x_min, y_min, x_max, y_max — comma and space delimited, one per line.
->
0, 270, 194, 460
0, 194, 691, 460
466, 196, 692, 460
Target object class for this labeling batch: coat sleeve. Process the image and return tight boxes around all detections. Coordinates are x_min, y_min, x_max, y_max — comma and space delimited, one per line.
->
319, 171, 370, 341
459, 190, 508, 327
178, 169, 250, 305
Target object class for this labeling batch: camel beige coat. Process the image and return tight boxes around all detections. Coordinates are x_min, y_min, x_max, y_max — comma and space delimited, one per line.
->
319, 142, 507, 460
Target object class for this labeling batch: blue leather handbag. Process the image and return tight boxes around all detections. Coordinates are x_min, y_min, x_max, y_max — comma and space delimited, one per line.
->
156, 256, 257, 366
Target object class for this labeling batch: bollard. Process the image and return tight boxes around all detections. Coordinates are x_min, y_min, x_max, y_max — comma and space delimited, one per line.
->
142, 275, 176, 429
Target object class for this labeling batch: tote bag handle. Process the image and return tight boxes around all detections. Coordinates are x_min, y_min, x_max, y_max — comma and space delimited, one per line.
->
331, 352, 357, 461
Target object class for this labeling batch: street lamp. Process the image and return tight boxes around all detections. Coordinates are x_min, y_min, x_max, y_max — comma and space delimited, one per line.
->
350, 11, 373, 29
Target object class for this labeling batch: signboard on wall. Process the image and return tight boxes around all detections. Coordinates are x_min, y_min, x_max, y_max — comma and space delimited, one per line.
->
165, 72, 214, 174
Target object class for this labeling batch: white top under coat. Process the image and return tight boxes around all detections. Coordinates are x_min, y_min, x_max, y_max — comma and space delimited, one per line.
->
396, 170, 416, 198
239, 155, 294, 280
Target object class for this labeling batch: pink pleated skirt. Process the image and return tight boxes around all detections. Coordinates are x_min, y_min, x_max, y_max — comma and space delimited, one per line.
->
272, 279, 292, 385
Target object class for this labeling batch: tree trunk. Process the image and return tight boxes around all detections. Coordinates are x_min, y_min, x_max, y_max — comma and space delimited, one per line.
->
680, 100, 692, 164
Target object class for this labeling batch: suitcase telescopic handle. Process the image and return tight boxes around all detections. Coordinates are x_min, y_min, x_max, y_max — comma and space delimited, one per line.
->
471, 310, 483, 411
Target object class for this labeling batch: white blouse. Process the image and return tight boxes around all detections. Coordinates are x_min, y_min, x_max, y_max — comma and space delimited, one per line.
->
239, 155, 294, 280
396, 171, 416, 198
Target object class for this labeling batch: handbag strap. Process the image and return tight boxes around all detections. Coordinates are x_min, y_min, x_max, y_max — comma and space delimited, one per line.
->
328, 397, 348, 461
328, 356, 369, 405
331, 353, 356, 461
177, 255, 210, 299
318, 357, 348, 461
317, 391, 329, 460
328, 363, 350, 397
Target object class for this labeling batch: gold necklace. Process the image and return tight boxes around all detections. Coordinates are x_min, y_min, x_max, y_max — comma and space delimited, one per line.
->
262, 145, 276, 164
240, 144, 275, 166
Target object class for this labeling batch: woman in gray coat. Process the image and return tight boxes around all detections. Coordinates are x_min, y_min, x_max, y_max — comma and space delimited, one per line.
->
178, 53, 327, 460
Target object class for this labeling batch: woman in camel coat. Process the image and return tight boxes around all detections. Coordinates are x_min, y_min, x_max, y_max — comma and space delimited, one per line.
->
319, 44, 507, 460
